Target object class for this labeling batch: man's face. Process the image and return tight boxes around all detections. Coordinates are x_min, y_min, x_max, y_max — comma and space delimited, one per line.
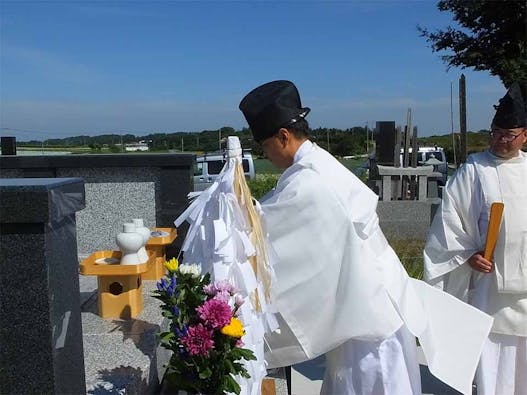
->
489, 127, 527, 159
260, 131, 294, 169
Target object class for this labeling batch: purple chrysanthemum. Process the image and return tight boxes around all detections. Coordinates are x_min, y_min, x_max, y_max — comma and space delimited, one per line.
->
180, 324, 214, 357
196, 299, 232, 329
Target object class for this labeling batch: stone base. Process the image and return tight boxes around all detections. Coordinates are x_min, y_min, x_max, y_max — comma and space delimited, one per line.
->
80, 275, 170, 394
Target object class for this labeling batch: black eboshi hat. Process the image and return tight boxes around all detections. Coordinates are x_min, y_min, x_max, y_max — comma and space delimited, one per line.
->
239, 80, 310, 143
492, 81, 527, 129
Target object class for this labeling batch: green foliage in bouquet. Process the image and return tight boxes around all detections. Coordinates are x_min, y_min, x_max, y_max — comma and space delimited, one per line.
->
153, 258, 257, 395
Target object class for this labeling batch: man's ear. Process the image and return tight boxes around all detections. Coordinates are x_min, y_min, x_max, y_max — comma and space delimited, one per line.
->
277, 128, 290, 147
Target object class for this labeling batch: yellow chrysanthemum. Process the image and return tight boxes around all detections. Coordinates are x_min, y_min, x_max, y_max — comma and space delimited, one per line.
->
221, 317, 245, 338
164, 257, 179, 272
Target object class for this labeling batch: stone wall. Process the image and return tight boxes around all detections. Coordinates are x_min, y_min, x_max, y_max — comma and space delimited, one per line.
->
0, 153, 194, 257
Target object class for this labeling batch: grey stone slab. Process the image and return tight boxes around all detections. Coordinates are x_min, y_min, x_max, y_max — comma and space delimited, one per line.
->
82, 280, 170, 395
0, 153, 195, 170
377, 200, 434, 240
0, 178, 86, 395
56, 167, 159, 256
0, 177, 85, 223
79, 274, 98, 306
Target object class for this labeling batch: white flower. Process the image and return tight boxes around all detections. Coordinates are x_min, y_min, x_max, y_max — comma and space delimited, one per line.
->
178, 263, 202, 277
234, 294, 245, 307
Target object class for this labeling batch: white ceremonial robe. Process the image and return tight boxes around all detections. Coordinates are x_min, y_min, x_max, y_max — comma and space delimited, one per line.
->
424, 150, 527, 395
261, 143, 493, 395
321, 326, 421, 395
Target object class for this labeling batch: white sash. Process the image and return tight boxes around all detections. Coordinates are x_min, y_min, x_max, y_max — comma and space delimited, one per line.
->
476, 152, 527, 293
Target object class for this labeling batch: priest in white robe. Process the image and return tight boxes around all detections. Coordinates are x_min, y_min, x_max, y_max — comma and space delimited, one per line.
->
239, 80, 493, 395
424, 81, 527, 395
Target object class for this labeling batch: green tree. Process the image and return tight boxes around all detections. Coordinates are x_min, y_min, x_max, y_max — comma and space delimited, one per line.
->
418, 0, 526, 86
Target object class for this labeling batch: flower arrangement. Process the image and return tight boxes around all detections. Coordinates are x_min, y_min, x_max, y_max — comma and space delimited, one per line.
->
154, 258, 256, 395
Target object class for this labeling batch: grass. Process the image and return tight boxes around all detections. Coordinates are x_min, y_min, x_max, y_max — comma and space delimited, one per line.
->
18, 146, 94, 154
389, 239, 425, 279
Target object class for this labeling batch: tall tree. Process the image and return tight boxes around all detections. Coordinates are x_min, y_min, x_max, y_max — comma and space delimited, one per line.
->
418, 0, 526, 86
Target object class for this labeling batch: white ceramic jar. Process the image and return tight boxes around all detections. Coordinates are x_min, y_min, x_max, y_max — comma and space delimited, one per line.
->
132, 218, 151, 263
116, 223, 144, 265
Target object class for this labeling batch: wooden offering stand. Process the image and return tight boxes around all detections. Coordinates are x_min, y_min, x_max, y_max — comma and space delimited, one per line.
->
144, 227, 177, 280
80, 250, 152, 319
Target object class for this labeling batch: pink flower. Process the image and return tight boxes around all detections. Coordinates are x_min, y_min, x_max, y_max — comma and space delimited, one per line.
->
234, 294, 244, 307
180, 324, 215, 356
196, 299, 232, 329
203, 284, 216, 295
215, 280, 236, 294
213, 290, 231, 303
204, 280, 237, 297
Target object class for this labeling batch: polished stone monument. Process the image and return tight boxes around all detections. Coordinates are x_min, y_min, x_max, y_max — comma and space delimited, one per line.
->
0, 178, 86, 394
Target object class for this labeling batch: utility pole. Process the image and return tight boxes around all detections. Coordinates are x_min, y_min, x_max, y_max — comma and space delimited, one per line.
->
459, 74, 467, 165
326, 129, 330, 153
365, 122, 369, 154
450, 81, 457, 168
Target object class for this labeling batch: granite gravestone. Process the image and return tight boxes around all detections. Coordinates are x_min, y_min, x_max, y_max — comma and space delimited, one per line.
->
0, 178, 86, 394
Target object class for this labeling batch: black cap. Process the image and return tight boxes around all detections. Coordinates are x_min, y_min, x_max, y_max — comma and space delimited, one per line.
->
239, 80, 310, 143
492, 81, 527, 129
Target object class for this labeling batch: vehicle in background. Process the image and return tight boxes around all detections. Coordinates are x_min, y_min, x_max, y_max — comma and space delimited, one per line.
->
416, 146, 447, 185
399, 146, 447, 185
193, 151, 255, 191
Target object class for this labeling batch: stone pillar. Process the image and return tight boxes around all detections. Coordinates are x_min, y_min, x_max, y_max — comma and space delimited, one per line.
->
0, 178, 86, 394
1, 136, 16, 155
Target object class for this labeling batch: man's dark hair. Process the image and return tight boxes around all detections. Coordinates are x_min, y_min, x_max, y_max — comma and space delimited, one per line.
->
283, 118, 310, 139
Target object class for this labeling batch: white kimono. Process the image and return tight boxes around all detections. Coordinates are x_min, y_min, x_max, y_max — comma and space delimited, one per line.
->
261, 142, 493, 395
424, 150, 527, 394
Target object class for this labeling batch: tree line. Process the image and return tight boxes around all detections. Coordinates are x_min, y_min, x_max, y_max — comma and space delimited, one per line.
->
17, 126, 371, 157
18, 125, 496, 160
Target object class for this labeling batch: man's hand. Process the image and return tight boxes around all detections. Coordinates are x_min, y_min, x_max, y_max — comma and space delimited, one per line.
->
467, 251, 494, 273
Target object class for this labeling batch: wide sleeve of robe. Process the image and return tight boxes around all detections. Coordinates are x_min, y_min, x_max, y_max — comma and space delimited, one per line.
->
424, 157, 487, 300
260, 163, 405, 367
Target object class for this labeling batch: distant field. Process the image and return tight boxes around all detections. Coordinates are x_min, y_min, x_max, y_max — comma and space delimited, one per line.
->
18, 146, 93, 154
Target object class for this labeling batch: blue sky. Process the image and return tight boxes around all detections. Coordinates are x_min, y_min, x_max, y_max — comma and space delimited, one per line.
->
1, 0, 505, 141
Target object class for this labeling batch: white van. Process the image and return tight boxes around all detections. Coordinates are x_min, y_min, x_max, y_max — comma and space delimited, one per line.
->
193, 152, 256, 191
400, 146, 448, 185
